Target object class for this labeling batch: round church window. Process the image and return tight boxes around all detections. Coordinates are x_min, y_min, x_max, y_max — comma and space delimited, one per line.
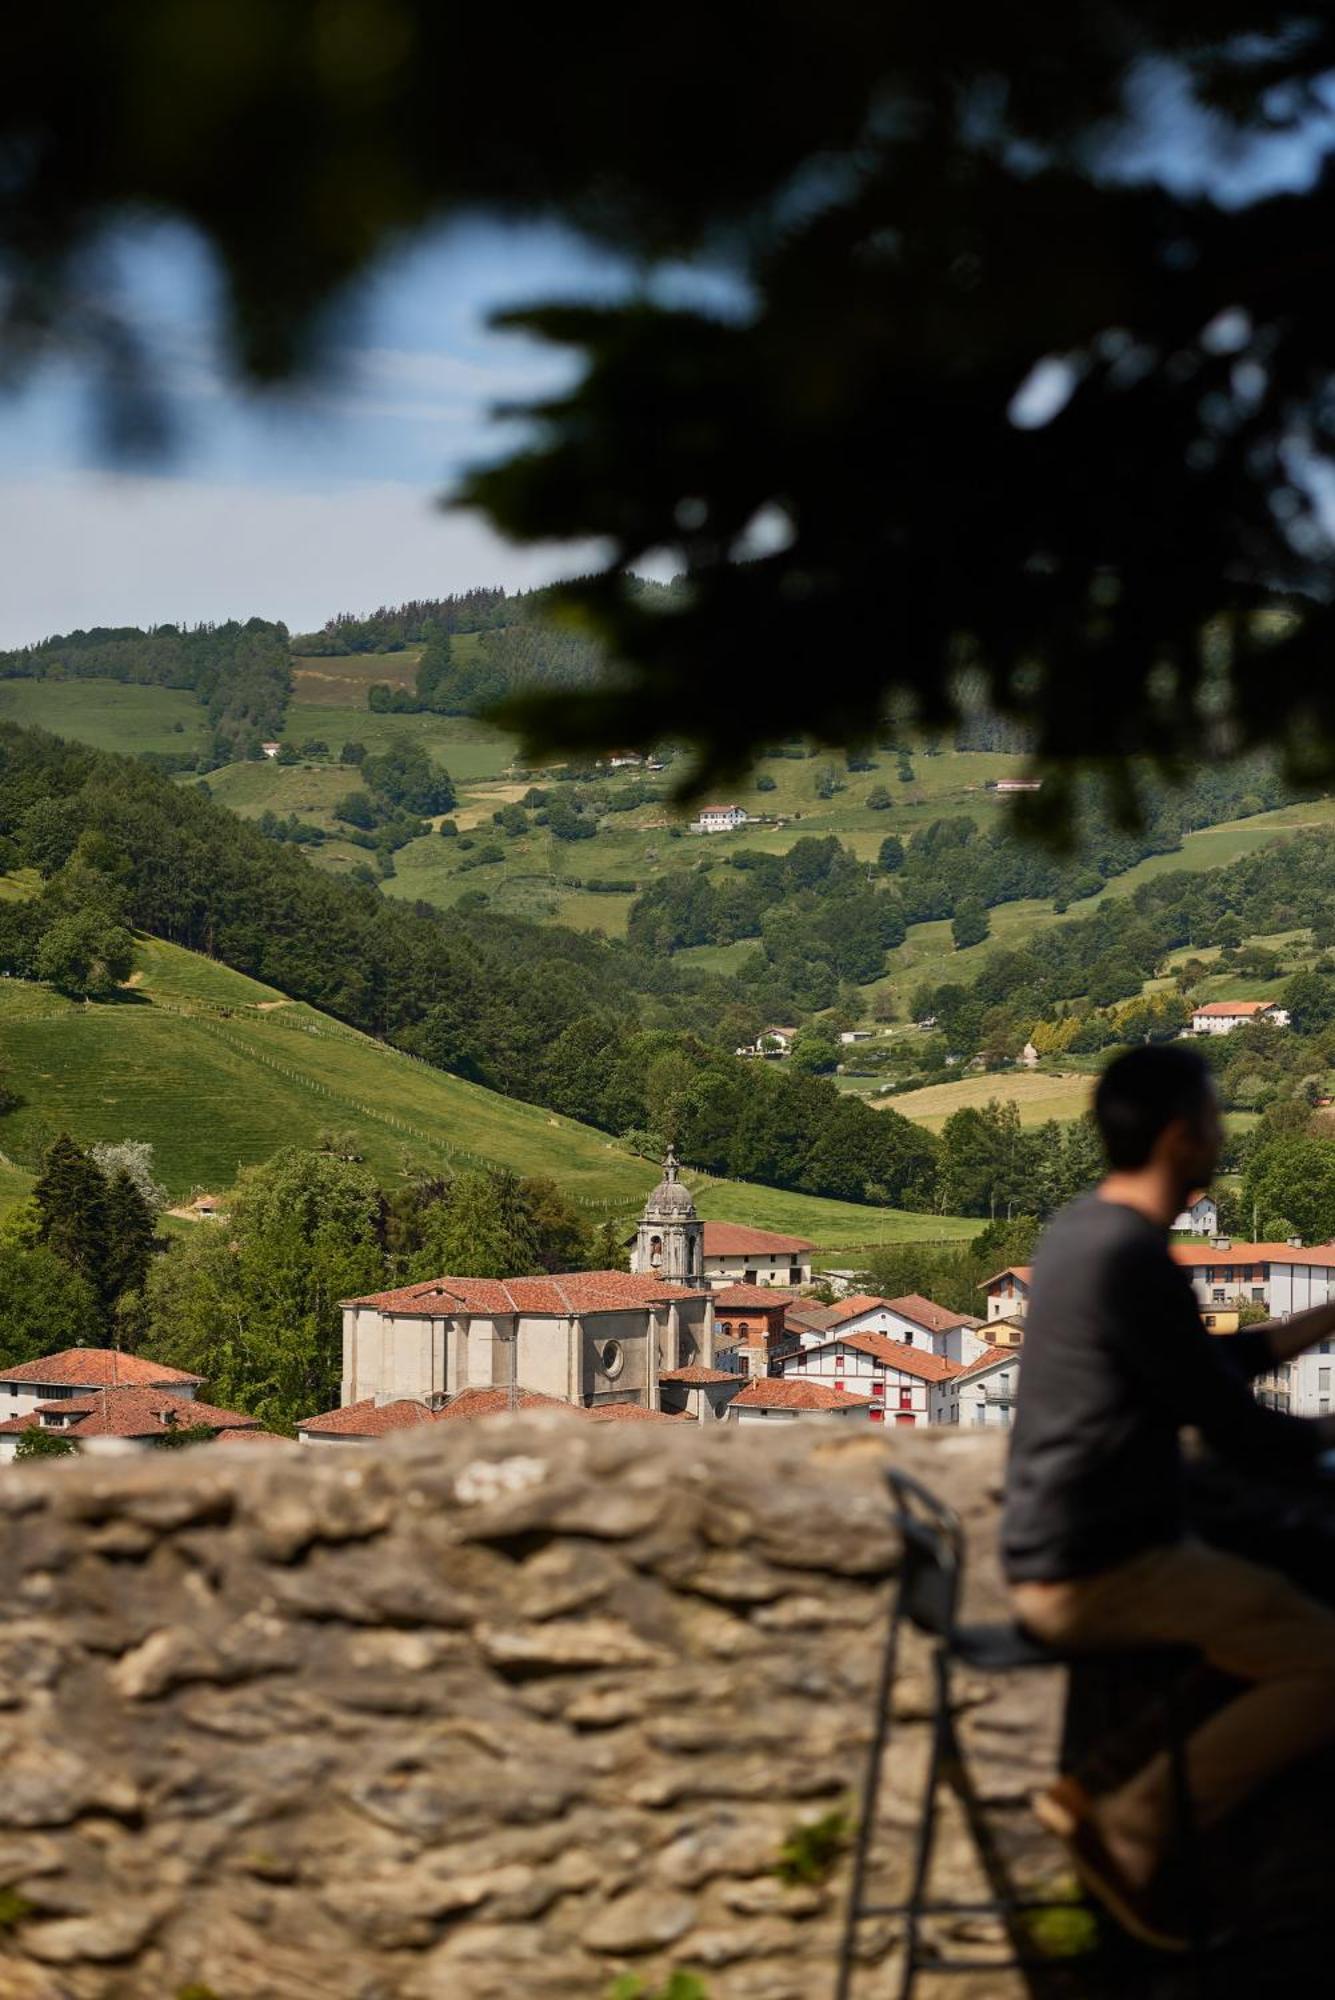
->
600, 1339, 625, 1379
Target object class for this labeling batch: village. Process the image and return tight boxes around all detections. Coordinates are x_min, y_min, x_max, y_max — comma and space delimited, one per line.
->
4, 1145, 1333, 1460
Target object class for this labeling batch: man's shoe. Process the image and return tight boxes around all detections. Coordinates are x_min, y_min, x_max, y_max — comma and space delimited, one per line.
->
1033, 1778, 1188, 1955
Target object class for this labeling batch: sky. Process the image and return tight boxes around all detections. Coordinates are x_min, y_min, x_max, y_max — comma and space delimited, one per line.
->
4, 54, 1335, 650
0, 221, 682, 647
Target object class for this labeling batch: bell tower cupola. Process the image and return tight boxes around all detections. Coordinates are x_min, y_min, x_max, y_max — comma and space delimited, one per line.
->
631, 1145, 704, 1285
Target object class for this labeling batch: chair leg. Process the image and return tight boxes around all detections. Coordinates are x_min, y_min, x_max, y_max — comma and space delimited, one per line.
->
835, 1606, 907, 2000
894, 1645, 951, 2000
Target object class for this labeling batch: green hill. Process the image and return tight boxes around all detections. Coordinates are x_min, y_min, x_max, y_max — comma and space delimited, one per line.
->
0, 929, 977, 1255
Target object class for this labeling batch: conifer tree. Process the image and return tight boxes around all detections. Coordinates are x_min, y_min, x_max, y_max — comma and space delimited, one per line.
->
33, 1135, 111, 1312
102, 1168, 158, 1311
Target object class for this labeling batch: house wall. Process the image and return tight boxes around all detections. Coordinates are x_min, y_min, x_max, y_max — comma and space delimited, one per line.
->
984, 1277, 1029, 1321
785, 1342, 933, 1424
935, 1358, 1020, 1428
704, 1252, 812, 1288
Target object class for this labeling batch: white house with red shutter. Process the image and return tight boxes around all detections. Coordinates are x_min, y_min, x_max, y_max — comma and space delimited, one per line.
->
783, 1292, 990, 1365
726, 1378, 876, 1424
778, 1331, 959, 1426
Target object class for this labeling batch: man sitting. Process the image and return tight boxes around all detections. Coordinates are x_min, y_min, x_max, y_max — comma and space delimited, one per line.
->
1003, 1043, 1335, 1951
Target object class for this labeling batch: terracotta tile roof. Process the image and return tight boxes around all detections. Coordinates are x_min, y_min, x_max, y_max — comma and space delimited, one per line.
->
213, 1428, 300, 1447
979, 1266, 1033, 1290
1193, 1000, 1276, 1017
712, 1284, 799, 1310
297, 1398, 440, 1437
433, 1387, 581, 1421
731, 1378, 874, 1411
584, 1403, 689, 1422
39, 1388, 259, 1439
659, 1365, 739, 1384
882, 1294, 981, 1333
343, 1270, 710, 1315
0, 1414, 39, 1436
0, 1349, 203, 1389
701, 1224, 815, 1257
797, 1333, 961, 1382
1170, 1241, 1335, 1269
953, 1347, 1020, 1383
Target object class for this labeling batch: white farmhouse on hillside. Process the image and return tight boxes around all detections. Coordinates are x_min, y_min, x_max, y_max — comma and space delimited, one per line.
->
694, 803, 748, 832
1190, 1000, 1289, 1035
1172, 1194, 1219, 1236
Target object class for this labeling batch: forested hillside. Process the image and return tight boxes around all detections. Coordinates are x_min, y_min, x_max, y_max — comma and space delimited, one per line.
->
0, 724, 940, 1211
0, 620, 290, 763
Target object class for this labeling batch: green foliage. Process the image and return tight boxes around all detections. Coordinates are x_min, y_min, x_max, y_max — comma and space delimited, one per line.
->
141, 1148, 386, 1428
34, 907, 134, 996
950, 897, 989, 950
14, 1428, 79, 1459
789, 1032, 840, 1076
775, 1808, 851, 1886
606, 1975, 710, 2000
0, 1242, 102, 1369
1244, 1137, 1335, 1244
150, 1423, 217, 1450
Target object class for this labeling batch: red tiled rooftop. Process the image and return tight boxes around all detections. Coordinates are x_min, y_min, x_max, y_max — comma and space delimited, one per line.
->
712, 1284, 798, 1310
213, 1428, 300, 1447
38, 1388, 260, 1439
344, 1270, 710, 1315
1170, 1240, 1335, 1269
979, 1266, 1033, 1290
731, 1378, 874, 1411
882, 1293, 980, 1333
584, 1403, 689, 1422
701, 1224, 814, 1257
659, 1365, 739, 1384
954, 1347, 1020, 1383
0, 1414, 39, 1436
0, 1349, 203, 1389
797, 1332, 961, 1382
1193, 1000, 1275, 1017
434, 1387, 580, 1421
297, 1398, 439, 1437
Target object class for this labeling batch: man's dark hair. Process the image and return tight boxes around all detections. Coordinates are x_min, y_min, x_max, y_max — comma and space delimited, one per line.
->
1094, 1045, 1215, 1171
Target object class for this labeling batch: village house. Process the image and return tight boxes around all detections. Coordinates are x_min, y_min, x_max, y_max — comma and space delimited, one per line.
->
778, 1331, 960, 1426
934, 1346, 1022, 1428
725, 1378, 876, 1424
693, 803, 748, 832
0, 1349, 203, 1423
1172, 1194, 1219, 1236
737, 1026, 799, 1058
1190, 999, 1290, 1035
980, 1266, 1033, 1321
696, 1221, 815, 1289
0, 1386, 259, 1459
260, 740, 282, 759
783, 1292, 989, 1365
710, 1285, 799, 1376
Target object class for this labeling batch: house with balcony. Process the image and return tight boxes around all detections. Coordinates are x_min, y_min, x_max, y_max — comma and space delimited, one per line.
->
933, 1347, 1021, 1428
777, 1330, 959, 1425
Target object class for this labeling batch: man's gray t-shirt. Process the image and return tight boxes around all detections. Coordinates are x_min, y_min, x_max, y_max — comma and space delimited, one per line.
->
1002, 1195, 1319, 1582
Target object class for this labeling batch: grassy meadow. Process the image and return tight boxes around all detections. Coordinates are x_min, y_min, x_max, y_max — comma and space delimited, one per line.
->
0, 921, 977, 1253
0, 679, 208, 754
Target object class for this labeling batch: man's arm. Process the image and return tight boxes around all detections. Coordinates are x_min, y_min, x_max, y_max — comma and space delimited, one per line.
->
1220, 1298, 1335, 1381
1119, 1250, 1327, 1470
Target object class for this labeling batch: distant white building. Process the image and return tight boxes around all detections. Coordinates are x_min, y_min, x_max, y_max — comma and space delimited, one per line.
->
1190, 1000, 1289, 1035
1172, 1194, 1219, 1237
261, 741, 282, 759
993, 778, 1043, 794
935, 1347, 1021, 1428
694, 804, 748, 833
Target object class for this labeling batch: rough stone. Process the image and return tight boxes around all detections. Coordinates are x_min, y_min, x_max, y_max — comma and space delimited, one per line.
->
0, 1422, 1056, 1998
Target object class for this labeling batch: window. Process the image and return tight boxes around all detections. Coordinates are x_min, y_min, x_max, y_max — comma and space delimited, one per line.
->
1321, 1343, 1334, 1357
973, 1405, 987, 1426
1212, 1289, 1226, 1304
898, 1387, 912, 1411
600, 1340, 625, 1379
744, 1269, 757, 1285
903, 1330, 914, 1345
789, 1265, 801, 1282
1320, 1368, 1331, 1393
871, 1380, 884, 1399
1252, 1288, 1265, 1303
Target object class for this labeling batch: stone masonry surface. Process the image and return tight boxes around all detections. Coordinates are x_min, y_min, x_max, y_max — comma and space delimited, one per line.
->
0, 1422, 1061, 1999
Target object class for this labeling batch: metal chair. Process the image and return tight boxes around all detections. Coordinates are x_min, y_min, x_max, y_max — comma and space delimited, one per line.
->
835, 1468, 1206, 1999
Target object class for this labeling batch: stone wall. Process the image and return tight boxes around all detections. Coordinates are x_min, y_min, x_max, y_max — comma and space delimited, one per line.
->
0, 1421, 1057, 2000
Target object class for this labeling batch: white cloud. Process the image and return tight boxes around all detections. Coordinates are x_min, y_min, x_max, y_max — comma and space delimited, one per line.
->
0, 476, 605, 646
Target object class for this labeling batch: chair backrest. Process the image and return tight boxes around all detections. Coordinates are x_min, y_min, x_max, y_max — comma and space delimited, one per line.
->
886, 1467, 966, 1642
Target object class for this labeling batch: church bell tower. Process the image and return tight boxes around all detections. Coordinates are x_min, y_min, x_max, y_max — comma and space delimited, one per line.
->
631, 1146, 704, 1285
